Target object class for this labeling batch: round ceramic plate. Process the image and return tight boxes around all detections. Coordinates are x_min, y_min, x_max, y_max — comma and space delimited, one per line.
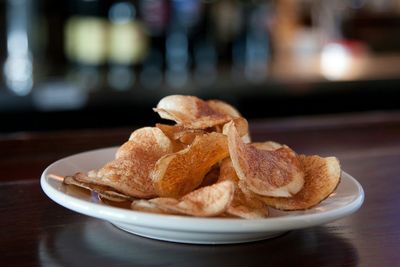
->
41, 147, 364, 244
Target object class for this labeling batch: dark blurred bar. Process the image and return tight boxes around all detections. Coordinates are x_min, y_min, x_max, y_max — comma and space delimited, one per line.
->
1, 0, 400, 132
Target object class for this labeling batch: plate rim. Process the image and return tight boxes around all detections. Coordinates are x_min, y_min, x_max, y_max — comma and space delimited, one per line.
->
40, 147, 364, 233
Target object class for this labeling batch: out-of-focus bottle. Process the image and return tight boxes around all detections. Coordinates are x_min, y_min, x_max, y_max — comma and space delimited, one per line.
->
139, 0, 169, 89
3, 0, 36, 96
211, 0, 242, 67
243, 2, 270, 83
193, 1, 217, 87
64, 0, 108, 91
107, 0, 149, 91
166, 0, 202, 89
231, 1, 270, 83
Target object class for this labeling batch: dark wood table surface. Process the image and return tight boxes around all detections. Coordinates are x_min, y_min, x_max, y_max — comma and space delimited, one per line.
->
1, 111, 400, 267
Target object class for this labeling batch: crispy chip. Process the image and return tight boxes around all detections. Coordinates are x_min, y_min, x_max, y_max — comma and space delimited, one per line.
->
151, 132, 229, 198
115, 127, 172, 158
155, 123, 189, 151
251, 141, 283, 151
156, 123, 212, 146
131, 199, 173, 214
154, 95, 224, 123
154, 95, 233, 129
255, 155, 341, 210
180, 115, 232, 130
218, 158, 269, 219
207, 99, 251, 142
149, 180, 235, 217
207, 99, 242, 118
199, 164, 220, 187
64, 174, 134, 202
232, 117, 251, 143
224, 121, 304, 197
77, 127, 173, 198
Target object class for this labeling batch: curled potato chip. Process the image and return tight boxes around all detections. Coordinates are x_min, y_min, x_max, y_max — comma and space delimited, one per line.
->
154, 95, 226, 122
155, 123, 189, 151
154, 95, 234, 129
255, 155, 341, 210
251, 141, 283, 151
207, 99, 251, 142
131, 199, 174, 214
151, 132, 229, 198
232, 117, 251, 143
149, 180, 235, 217
224, 121, 304, 197
180, 116, 232, 130
115, 127, 173, 158
64, 174, 134, 202
77, 127, 173, 198
154, 95, 251, 143
207, 99, 242, 118
199, 164, 220, 187
219, 158, 269, 219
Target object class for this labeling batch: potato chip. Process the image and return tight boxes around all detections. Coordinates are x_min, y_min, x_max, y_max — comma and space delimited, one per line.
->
199, 164, 220, 187
255, 155, 341, 210
179, 115, 232, 130
115, 127, 173, 158
149, 180, 235, 217
154, 95, 234, 129
207, 99, 252, 142
155, 123, 189, 151
176, 131, 203, 145
154, 95, 251, 143
224, 121, 304, 197
251, 141, 283, 151
218, 158, 269, 219
154, 95, 222, 122
207, 99, 242, 118
151, 132, 229, 198
64, 174, 134, 202
232, 117, 251, 143
131, 199, 174, 214
76, 127, 173, 198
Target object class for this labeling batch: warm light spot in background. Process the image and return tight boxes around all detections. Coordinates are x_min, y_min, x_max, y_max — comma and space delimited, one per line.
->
321, 43, 353, 81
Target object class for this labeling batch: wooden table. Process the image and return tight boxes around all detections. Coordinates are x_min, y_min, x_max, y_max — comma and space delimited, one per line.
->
1, 111, 400, 267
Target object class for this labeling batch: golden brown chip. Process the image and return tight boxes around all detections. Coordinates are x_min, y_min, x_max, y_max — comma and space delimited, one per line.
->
154, 95, 221, 122
149, 180, 235, 217
180, 115, 232, 130
156, 123, 212, 146
218, 158, 269, 219
77, 127, 173, 198
251, 141, 283, 151
207, 99, 251, 141
207, 99, 242, 118
173, 129, 206, 145
151, 132, 229, 198
199, 164, 220, 187
154, 95, 233, 129
232, 117, 251, 143
255, 155, 341, 210
115, 127, 172, 158
155, 123, 189, 151
131, 199, 174, 214
64, 174, 134, 202
224, 121, 304, 197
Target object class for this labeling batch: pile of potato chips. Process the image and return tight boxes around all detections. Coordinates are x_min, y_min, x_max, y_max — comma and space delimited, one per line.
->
64, 95, 341, 219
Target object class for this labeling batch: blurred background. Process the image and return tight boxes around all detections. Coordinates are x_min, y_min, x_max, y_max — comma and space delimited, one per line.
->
0, 0, 400, 132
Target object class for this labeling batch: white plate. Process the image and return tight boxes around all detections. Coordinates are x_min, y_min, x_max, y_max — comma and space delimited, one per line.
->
41, 147, 364, 244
